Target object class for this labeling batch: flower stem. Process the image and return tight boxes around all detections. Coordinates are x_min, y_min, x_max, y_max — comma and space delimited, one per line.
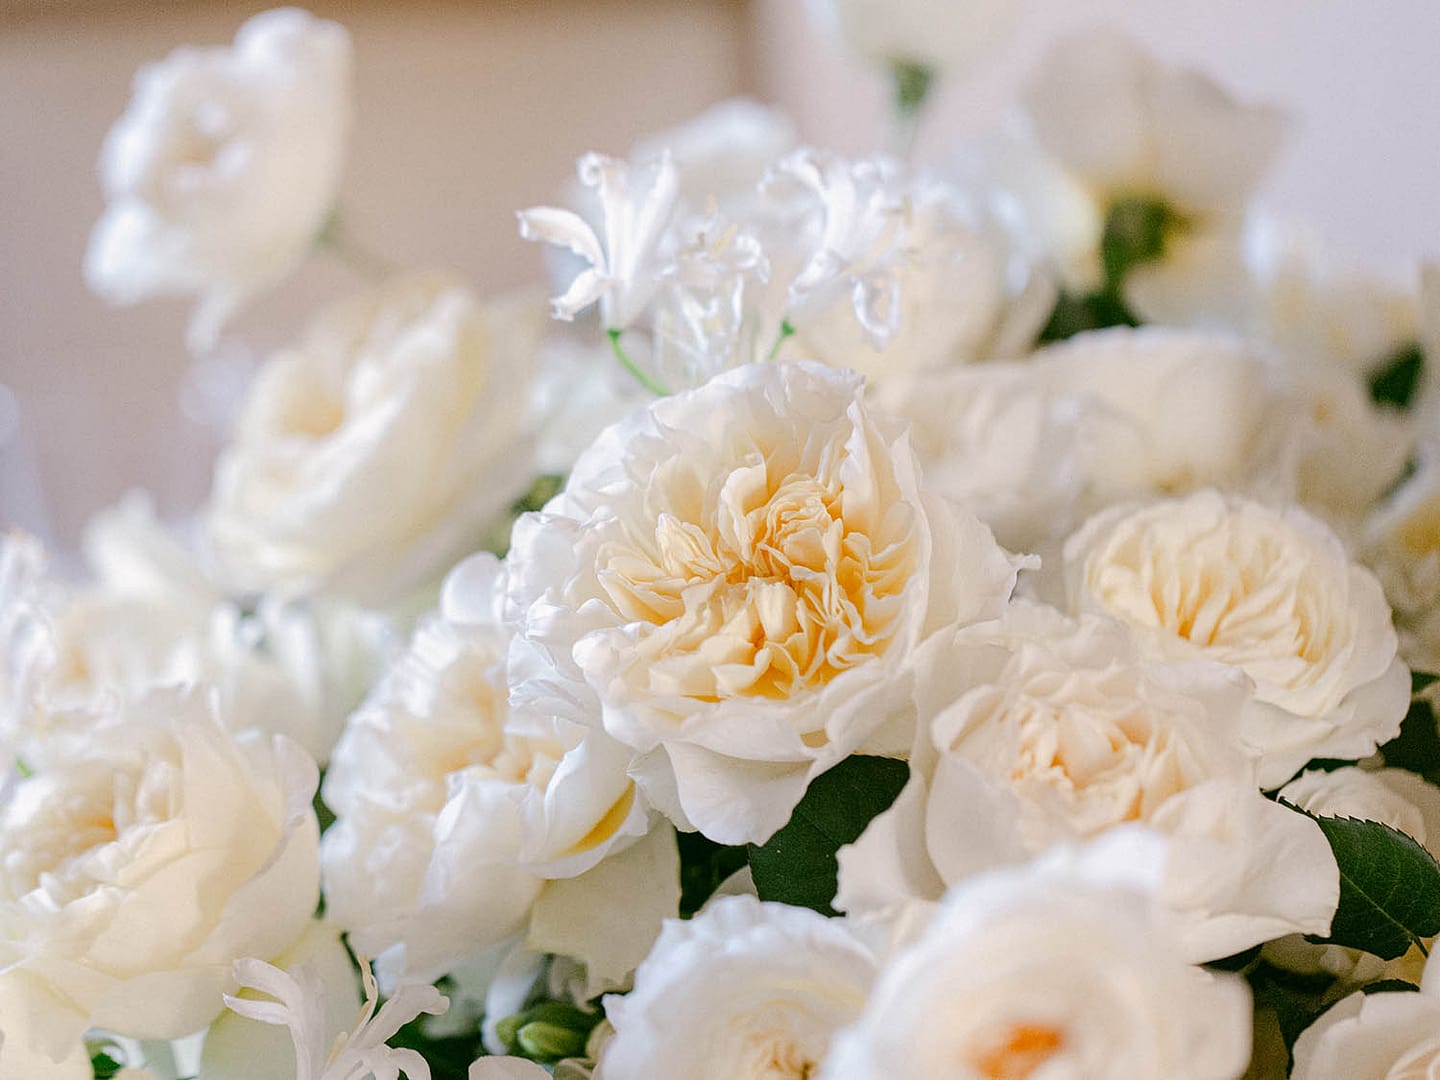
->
608, 328, 669, 396
888, 61, 936, 160
317, 209, 396, 283
766, 319, 796, 362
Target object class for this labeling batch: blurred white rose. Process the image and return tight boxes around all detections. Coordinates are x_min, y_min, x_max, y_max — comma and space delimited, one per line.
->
1065, 490, 1410, 785
85, 8, 352, 351
506, 362, 1026, 844
1366, 458, 1440, 674
322, 553, 668, 993
0, 688, 319, 1077
206, 273, 544, 603
823, 831, 1253, 1080
837, 602, 1338, 961
1292, 960, 1440, 1080
599, 895, 877, 1080
806, 0, 1021, 76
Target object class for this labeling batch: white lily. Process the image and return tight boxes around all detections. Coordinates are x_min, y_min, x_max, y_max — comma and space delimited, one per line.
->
517, 151, 679, 330
224, 957, 447, 1080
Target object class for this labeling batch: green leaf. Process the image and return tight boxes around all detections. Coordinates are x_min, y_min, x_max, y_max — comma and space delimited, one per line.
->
1363, 978, 1421, 994
388, 1009, 481, 1080
1415, 671, 1439, 696
1038, 289, 1139, 343
747, 755, 909, 916
676, 829, 750, 918
1100, 196, 1183, 291
90, 1050, 124, 1080
1379, 696, 1440, 785
1297, 810, 1440, 960
1369, 342, 1425, 410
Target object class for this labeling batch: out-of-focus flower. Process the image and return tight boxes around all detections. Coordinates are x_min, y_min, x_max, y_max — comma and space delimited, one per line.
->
1366, 457, 1440, 674
805, 0, 1022, 77
86, 8, 352, 351
1291, 960, 1440, 1080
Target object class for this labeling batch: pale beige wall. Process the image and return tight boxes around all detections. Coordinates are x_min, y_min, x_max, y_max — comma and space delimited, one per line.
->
0, 0, 752, 545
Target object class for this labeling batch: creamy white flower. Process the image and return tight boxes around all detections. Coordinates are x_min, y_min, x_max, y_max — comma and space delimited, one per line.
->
599, 895, 877, 1080
0, 688, 319, 1076
866, 363, 1085, 553
207, 273, 543, 603
1064, 490, 1410, 785
824, 831, 1253, 1080
1367, 458, 1440, 674
628, 99, 796, 212
519, 152, 679, 329
1035, 327, 1287, 508
806, 0, 1020, 74
1291, 960, 1440, 1080
322, 553, 666, 992
225, 955, 446, 1080
837, 602, 1338, 961
85, 8, 351, 351
505, 362, 1026, 844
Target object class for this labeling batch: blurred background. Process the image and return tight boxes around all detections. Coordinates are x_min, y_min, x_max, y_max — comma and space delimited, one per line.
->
4, 0, 1440, 548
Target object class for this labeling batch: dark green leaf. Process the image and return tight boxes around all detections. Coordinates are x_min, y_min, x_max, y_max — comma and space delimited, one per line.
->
90, 1051, 124, 1080
676, 828, 750, 918
388, 1009, 482, 1080
747, 755, 909, 916
1379, 697, 1440, 784
1296, 810, 1440, 960
1369, 342, 1425, 410
1415, 671, 1439, 695
1363, 979, 1421, 994
1205, 942, 1262, 973
1038, 288, 1139, 343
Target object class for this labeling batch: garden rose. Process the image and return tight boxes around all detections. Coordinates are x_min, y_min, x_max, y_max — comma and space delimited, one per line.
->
505, 361, 1026, 843
1064, 490, 1410, 785
0, 689, 319, 1077
85, 8, 352, 350
1291, 960, 1440, 1080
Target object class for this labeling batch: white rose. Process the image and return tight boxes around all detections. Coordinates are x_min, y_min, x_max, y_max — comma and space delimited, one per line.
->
505, 362, 1026, 844
824, 831, 1253, 1080
0, 688, 319, 1076
1064, 490, 1410, 785
1366, 458, 1440, 674
1034, 327, 1287, 507
805, 0, 1020, 75
206, 273, 543, 603
865, 362, 1085, 554
837, 602, 1337, 961
322, 553, 668, 992
598, 895, 877, 1080
85, 8, 351, 351
1292, 961, 1440, 1080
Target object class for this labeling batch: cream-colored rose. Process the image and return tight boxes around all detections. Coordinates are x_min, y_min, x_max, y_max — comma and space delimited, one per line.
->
1064, 490, 1410, 785
85, 8, 351, 351
837, 602, 1337, 961
1366, 458, 1440, 674
206, 273, 543, 603
824, 831, 1253, 1080
1291, 960, 1440, 1080
505, 362, 1026, 844
599, 895, 878, 1080
0, 688, 319, 1077
322, 553, 669, 993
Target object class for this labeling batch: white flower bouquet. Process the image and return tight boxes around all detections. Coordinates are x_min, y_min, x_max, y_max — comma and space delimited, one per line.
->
5, 6, 1440, 1079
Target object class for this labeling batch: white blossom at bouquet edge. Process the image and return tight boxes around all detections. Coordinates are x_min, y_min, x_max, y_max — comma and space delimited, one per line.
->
206, 272, 544, 604
86, 8, 352, 352
518, 152, 679, 330
224, 954, 446, 1080
1064, 489, 1410, 786
823, 830, 1252, 1080
597, 895, 878, 1080
1291, 957, 1440, 1080
1366, 455, 1440, 674
0, 688, 319, 1078
836, 601, 1338, 963
505, 361, 1028, 845
806, 0, 1022, 75
322, 552, 672, 995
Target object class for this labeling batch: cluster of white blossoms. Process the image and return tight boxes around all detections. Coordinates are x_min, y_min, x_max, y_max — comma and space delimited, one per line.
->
7, 5, 1440, 1080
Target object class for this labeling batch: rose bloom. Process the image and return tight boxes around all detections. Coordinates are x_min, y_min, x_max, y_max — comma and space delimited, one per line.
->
505, 361, 1026, 844
1366, 457, 1440, 674
322, 553, 669, 993
1292, 959, 1440, 1080
837, 602, 1337, 961
0, 689, 319, 1079
1064, 489, 1410, 786
85, 8, 351, 350
598, 895, 878, 1080
823, 831, 1252, 1080
206, 273, 543, 603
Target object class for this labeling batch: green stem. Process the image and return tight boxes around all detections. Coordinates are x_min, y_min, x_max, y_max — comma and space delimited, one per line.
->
766, 319, 797, 362
608, 328, 669, 396
888, 61, 936, 160
317, 209, 395, 283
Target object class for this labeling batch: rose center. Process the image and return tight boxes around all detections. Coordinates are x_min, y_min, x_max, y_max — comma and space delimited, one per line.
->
969, 1022, 1066, 1080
